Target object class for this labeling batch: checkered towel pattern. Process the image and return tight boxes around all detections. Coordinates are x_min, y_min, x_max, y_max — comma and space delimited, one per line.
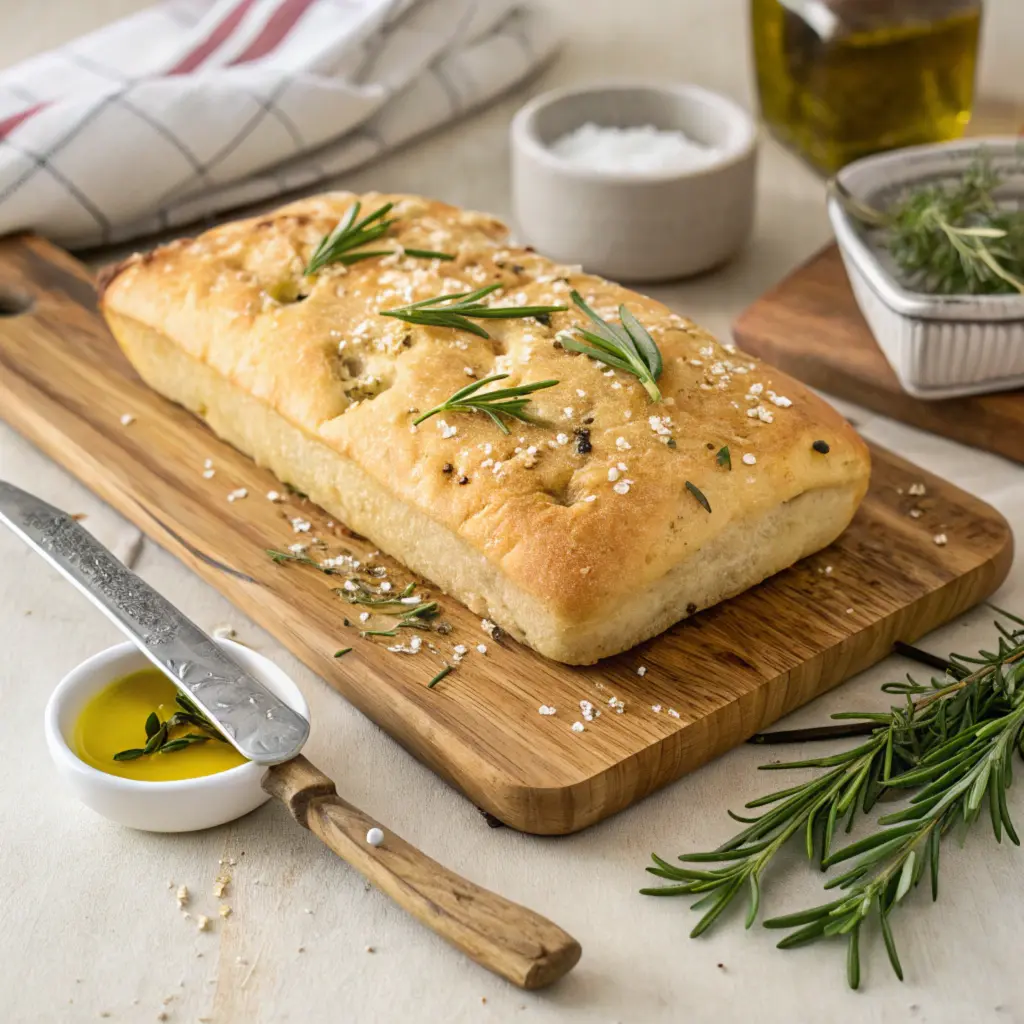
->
0, 0, 557, 249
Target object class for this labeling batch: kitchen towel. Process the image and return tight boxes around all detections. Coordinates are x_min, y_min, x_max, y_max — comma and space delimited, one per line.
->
0, 0, 557, 249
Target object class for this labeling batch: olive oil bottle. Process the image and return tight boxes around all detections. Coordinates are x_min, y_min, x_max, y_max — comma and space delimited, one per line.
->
751, 0, 982, 174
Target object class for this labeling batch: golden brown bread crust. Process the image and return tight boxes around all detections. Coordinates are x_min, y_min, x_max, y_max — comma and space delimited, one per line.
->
100, 191, 870, 661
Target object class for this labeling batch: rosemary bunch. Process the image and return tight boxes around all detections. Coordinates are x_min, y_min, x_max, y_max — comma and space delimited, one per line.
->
837, 150, 1024, 295
558, 291, 664, 401
642, 610, 1024, 988
381, 284, 566, 340
413, 373, 558, 434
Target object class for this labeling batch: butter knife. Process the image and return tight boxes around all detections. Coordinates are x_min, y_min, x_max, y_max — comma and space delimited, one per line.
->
0, 479, 581, 989
0, 480, 307, 764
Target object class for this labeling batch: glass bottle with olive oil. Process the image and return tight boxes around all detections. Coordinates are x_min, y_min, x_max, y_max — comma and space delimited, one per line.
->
751, 0, 983, 174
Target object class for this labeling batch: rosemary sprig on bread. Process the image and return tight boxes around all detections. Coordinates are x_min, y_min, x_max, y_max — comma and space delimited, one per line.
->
381, 284, 566, 340
558, 291, 664, 402
413, 373, 558, 435
304, 201, 454, 274
304, 201, 397, 274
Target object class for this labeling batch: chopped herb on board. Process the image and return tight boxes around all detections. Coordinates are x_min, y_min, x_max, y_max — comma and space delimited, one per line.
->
267, 549, 341, 574
716, 446, 732, 470
427, 665, 453, 689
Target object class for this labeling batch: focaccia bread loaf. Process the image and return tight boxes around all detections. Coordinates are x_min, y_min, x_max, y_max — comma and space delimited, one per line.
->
100, 192, 870, 665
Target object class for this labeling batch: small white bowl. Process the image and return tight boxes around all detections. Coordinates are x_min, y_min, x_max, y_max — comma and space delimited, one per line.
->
510, 82, 758, 282
45, 639, 309, 833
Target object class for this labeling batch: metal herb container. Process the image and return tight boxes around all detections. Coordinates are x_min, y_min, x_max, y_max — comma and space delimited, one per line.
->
827, 138, 1024, 400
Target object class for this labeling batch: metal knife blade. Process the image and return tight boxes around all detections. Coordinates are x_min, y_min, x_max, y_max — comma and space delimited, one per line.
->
0, 480, 308, 765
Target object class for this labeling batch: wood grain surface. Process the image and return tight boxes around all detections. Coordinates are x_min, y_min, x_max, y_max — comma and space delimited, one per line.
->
733, 244, 1024, 464
265, 756, 581, 988
0, 234, 1013, 834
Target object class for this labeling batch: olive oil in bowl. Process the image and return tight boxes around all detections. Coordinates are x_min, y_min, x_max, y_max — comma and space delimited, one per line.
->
73, 668, 246, 782
751, 0, 982, 174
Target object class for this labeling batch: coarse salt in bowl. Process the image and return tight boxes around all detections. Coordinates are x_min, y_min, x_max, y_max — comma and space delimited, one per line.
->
548, 122, 723, 174
511, 82, 758, 282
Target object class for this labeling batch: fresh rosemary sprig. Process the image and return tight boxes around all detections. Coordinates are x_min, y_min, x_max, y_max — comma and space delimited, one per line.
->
835, 150, 1024, 296
558, 291, 663, 401
304, 201, 397, 275
114, 693, 228, 761
302, 207, 453, 274
642, 609, 1024, 989
380, 284, 566, 340
413, 373, 558, 435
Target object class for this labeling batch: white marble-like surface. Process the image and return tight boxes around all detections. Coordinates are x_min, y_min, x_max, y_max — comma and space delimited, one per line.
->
1, 3, 1023, 1022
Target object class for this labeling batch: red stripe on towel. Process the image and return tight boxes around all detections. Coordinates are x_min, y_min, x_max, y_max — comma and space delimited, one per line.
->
229, 0, 318, 64
168, 0, 261, 74
0, 102, 46, 140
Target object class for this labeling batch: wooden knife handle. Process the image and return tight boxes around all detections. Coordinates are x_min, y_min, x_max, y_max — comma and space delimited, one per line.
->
264, 756, 581, 989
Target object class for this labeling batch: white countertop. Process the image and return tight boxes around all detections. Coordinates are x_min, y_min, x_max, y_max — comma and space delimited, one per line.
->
2, 2, 1023, 1022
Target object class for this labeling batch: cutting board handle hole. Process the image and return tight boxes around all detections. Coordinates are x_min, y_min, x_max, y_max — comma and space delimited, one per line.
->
0, 285, 32, 317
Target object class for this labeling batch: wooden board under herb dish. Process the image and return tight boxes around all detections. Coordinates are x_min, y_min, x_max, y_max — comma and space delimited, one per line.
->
733, 244, 1024, 465
0, 234, 1013, 834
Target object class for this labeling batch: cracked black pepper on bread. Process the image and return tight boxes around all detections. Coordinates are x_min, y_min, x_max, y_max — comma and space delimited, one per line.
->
99, 192, 870, 664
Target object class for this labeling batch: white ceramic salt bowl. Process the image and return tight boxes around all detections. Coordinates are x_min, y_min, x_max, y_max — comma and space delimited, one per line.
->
511, 82, 758, 282
44, 638, 309, 833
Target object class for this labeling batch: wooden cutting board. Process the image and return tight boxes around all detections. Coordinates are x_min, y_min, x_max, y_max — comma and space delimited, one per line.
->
0, 235, 1013, 834
733, 244, 1024, 465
